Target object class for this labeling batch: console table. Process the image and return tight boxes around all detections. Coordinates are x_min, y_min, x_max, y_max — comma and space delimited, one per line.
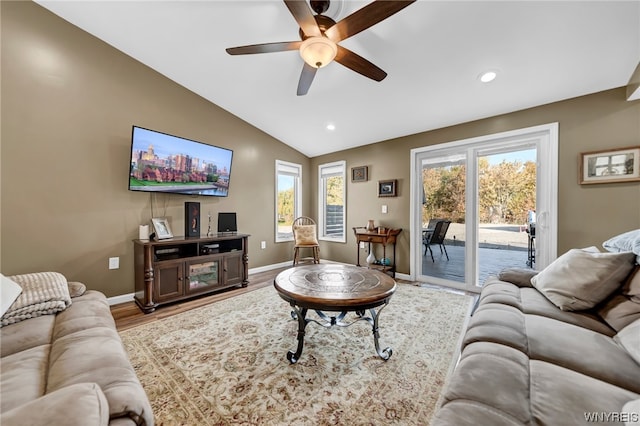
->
133, 234, 249, 313
353, 227, 402, 277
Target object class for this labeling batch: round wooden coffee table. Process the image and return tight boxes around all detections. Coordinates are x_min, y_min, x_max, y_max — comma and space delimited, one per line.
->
274, 264, 396, 363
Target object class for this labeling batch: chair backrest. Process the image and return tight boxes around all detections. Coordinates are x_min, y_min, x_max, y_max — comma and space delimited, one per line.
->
425, 218, 442, 230
292, 216, 315, 228
429, 220, 451, 244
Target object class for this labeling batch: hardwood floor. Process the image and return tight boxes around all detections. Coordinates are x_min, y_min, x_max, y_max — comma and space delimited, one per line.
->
111, 266, 479, 331
111, 267, 286, 331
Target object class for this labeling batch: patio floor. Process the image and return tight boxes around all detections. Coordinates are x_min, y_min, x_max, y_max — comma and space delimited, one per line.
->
422, 243, 534, 286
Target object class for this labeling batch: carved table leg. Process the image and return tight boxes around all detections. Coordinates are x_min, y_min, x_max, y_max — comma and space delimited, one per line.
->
287, 304, 308, 364
370, 304, 393, 360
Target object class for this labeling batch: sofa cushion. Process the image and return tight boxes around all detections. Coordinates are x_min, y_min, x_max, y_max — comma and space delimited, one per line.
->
442, 341, 533, 424
529, 360, 639, 425
531, 249, 635, 311
0, 274, 22, 317
47, 292, 154, 426
0, 382, 109, 426
0, 314, 55, 357
614, 319, 640, 365
624, 266, 640, 302
0, 345, 49, 413
478, 277, 616, 335
497, 267, 537, 287
436, 341, 640, 426
598, 293, 640, 332
525, 315, 640, 393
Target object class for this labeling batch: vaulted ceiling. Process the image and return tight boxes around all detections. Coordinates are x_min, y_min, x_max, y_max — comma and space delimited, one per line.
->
36, 1, 640, 157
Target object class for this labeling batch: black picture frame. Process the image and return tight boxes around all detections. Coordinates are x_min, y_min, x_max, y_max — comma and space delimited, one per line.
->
378, 179, 397, 197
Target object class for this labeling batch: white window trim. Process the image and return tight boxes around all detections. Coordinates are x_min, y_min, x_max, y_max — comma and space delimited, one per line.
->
318, 160, 346, 243
275, 159, 302, 243
409, 122, 558, 288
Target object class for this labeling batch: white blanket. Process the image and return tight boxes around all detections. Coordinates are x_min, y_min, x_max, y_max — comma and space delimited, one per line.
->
1, 272, 72, 327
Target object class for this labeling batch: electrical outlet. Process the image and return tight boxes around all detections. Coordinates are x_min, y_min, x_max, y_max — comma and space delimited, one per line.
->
382, 205, 388, 214
108, 257, 120, 270
261, 241, 266, 249
360, 242, 366, 249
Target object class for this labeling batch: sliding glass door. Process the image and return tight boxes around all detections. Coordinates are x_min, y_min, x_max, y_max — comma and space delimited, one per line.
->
411, 124, 558, 292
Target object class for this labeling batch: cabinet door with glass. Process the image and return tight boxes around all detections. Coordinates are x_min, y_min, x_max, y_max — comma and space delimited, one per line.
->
185, 257, 221, 295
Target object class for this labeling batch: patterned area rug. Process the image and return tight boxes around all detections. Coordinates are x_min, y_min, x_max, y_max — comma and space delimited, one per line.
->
120, 283, 473, 425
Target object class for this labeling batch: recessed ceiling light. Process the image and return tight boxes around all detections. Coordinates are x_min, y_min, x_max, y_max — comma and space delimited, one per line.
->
479, 70, 498, 83
326, 123, 336, 131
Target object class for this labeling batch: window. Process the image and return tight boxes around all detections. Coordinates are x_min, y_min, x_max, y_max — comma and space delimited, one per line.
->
275, 160, 302, 242
318, 161, 346, 242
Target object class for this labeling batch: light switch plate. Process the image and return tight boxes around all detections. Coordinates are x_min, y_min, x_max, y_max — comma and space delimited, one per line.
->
108, 257, 119, 270
382, 205, 388, 214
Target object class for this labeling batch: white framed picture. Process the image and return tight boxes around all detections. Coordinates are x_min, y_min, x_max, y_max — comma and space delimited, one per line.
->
151, 217, 174, 239
580, 146, 640, 184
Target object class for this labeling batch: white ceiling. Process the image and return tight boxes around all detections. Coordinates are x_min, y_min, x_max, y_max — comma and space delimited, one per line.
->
36, 1, 640, 158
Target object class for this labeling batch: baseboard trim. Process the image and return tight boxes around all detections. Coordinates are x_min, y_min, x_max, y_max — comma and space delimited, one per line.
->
106, 260, 408, 305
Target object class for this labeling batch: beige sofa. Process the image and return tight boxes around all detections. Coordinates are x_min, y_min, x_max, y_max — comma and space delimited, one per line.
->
433, 233, 640, 425
1, 272, 153, 426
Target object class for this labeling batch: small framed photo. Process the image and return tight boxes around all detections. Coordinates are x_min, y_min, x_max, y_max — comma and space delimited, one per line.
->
151, 217, 174, 239
351, 166, 368, 182
378, 179, 397, 197
580, 146, 640, 184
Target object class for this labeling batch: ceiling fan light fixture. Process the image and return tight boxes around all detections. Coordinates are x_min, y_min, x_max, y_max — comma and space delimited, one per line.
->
299, 36, 337, 68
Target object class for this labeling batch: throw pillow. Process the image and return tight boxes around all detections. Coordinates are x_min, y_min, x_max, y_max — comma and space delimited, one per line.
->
531, 249, 636, 311
0, 274, 23, 317
603, 228, 640, 264
294, 225, 318, 245
613, 319, 640, 366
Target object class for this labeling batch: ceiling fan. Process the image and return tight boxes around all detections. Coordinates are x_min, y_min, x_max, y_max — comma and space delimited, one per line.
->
226, 0, 416, 96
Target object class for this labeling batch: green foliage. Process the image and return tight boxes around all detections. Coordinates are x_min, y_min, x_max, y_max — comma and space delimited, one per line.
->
423, 159, 536, 225
277, 187, 295, 225
326, 176, 344, 205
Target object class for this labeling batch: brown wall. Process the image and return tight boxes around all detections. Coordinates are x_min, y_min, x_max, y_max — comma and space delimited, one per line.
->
2, 2, 639, 296
0, 2, 311, 296
312, 88, 640, 274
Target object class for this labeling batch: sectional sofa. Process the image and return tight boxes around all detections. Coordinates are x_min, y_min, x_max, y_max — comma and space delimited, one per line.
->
433, 230, 640, 425
0, 272, 153, 426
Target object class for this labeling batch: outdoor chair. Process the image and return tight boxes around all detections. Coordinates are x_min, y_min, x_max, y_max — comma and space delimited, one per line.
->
292, 216, 320, 266
423, 220, 451, 262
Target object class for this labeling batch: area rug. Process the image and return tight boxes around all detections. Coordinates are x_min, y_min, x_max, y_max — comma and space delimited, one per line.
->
120, 283, 473, 425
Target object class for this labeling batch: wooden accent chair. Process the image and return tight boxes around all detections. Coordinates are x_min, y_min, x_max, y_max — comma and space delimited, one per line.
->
292, 217, 320, 266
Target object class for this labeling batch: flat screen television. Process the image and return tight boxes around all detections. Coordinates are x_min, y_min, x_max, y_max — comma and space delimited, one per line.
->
128, 126, 233, 197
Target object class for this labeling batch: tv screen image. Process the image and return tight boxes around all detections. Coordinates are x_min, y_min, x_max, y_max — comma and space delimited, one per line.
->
128, 126, 233, 197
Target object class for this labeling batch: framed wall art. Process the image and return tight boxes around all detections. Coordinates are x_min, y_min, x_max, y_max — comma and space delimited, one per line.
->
579, 146, 640, 184
351, 166, 368, 182
151, 217, 174, 239
378, 179, 397, 197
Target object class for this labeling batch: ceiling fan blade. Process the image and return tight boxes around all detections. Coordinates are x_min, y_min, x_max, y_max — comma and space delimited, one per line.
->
226, 41, 302, 55
297, 62, 317, 96
284, 0, 322, 38
335, 45, 387, 82
325, 0, 416, 43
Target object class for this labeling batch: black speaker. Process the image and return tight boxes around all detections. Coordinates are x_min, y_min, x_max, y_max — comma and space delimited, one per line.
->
185, 202, 200, 237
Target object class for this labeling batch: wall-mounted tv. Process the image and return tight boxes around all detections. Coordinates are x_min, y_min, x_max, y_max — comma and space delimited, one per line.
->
128, 126, 233, 197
